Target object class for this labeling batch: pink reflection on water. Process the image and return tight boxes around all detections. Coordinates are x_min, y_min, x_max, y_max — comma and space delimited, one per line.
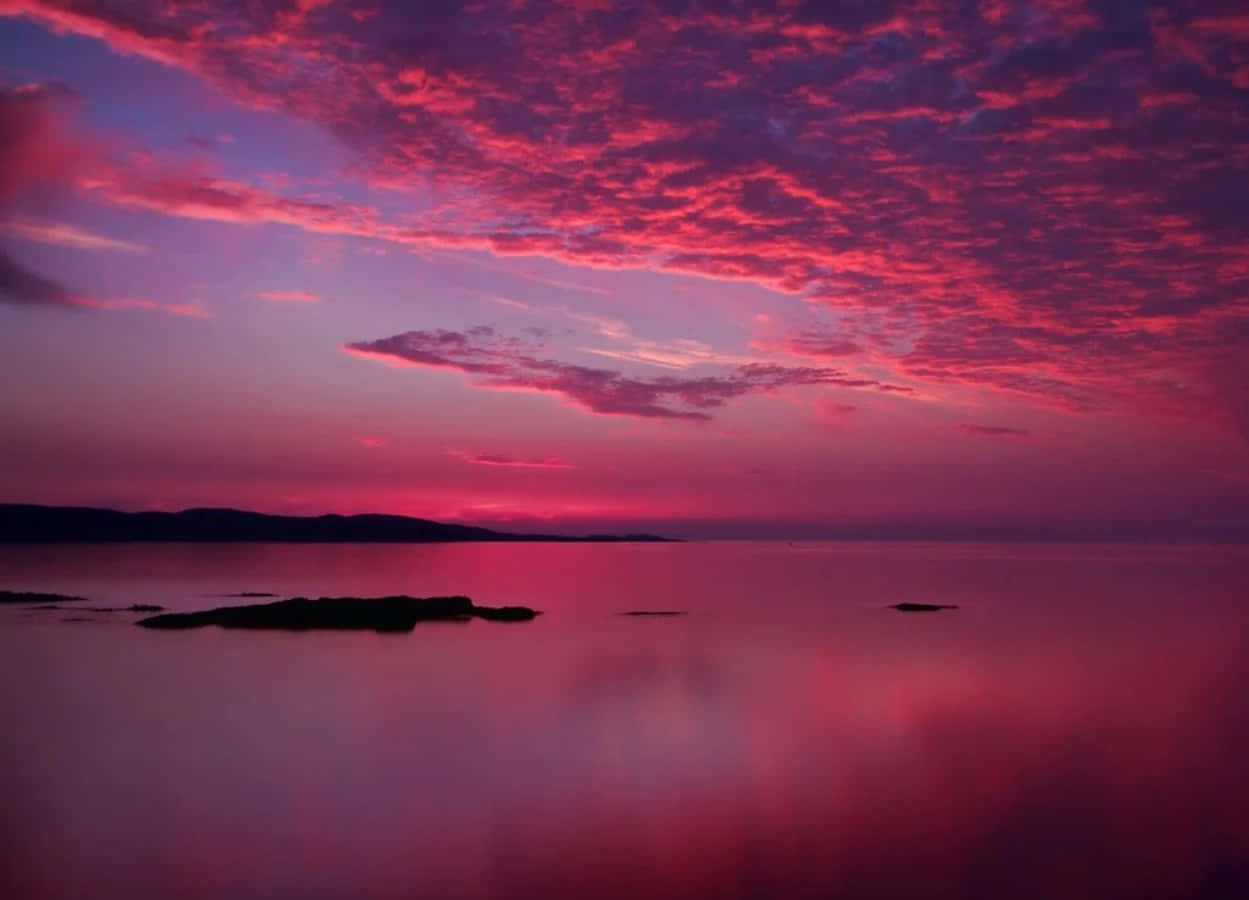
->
1, 542, 1247, 899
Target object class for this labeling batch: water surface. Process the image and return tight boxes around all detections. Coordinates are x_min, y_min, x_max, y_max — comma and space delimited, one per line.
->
2, 541, 1247, 899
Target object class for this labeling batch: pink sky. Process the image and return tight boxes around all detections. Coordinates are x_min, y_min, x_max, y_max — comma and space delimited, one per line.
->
1, 0, 1248, 538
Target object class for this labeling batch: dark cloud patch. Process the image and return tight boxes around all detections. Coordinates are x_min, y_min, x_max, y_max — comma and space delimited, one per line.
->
347, 328, 900, 421
0, 248, 75, 307
789, 330, 862, 358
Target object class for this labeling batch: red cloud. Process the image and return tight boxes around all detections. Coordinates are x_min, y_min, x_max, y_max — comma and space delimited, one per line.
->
71, 296, 210, 317
257, 290, 322, 302
1, 81, 97, 308
788, 330, 863, 358
958, 423, 1030, 438
0, 80, 86, 201
449, 451, 574, 469
6, 1, 1249, 435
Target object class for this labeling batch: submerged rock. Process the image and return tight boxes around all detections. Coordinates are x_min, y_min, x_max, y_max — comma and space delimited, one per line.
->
890, 602, 959, 612
137, 595, 539, 632
1, 590, 87, 604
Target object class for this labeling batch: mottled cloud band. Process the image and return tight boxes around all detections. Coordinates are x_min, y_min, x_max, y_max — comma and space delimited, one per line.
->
4, 0, 1249, 435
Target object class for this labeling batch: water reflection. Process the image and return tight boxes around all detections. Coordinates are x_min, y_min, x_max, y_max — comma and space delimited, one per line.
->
1, 542, 1247, 899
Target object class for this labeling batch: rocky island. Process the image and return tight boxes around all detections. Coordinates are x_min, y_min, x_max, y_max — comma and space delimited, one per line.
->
137, 594, 539, 632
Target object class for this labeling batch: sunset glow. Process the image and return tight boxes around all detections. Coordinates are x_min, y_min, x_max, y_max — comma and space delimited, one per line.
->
2, 1, 1248, 537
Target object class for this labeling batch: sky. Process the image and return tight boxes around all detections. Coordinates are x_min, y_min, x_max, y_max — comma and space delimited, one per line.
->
1, 0, 1248, 539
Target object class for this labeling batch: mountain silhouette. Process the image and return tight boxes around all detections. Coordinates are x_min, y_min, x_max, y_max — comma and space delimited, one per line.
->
0, 504, 675, 543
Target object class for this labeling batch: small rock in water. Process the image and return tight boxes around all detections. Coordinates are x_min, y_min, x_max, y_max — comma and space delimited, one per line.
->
890, 602, 959, 612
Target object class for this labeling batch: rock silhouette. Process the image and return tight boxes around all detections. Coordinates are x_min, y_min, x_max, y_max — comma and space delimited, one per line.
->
890, 602, 959, 612
1, 590, 87, 604
137, 595, 538, 632
1, 503, 674, 543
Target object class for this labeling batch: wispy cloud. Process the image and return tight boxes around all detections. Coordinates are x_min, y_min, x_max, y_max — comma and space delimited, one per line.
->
486, 294, 750, 370
449, 450, 573, 469
257, 290, 322, 303
74, 297, 211, 318
958, 424, 1030, 438
1, 220, 148, 253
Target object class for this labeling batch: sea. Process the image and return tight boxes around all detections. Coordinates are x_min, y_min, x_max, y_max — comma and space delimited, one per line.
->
2, 540, 1248, 899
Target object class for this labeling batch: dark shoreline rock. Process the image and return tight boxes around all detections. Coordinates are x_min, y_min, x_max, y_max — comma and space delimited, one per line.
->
1, 590, 87, 604
891, 603, 959, 612
137, 595, 539, 632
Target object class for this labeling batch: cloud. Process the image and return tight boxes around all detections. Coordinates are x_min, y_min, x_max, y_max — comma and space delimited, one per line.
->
0, 79, 84, 201
0, 81, 124, 309
86, 169, 379, 235
73, 296, 211, 317
346, 327, 902, 421
788, 330, 863, 359
816, 399, 859, 429
449, 451, 573, 469
958, 423, 1030, 438
185, 133, 235, 150
0, 83, 80, 307
1, 219, 148, 253
257, 290, 322, 302
486, 295, 750, 370
5, 1, 1249, 433
0, 249, 200, 314
0, 248, 75, 307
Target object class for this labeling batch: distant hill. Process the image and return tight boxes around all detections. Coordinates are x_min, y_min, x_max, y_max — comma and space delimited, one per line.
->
0, 504, 676, 543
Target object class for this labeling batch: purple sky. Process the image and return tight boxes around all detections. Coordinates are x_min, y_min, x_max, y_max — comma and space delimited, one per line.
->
1, 0, 1248, 538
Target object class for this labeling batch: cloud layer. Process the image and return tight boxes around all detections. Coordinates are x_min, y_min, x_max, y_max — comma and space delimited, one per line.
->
4, 1, 1249, 433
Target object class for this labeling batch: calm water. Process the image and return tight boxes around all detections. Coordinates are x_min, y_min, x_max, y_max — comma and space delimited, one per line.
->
2, 541, 1248, 900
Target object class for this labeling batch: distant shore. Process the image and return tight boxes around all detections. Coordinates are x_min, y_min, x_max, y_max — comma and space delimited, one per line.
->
0, 504, 677, 544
